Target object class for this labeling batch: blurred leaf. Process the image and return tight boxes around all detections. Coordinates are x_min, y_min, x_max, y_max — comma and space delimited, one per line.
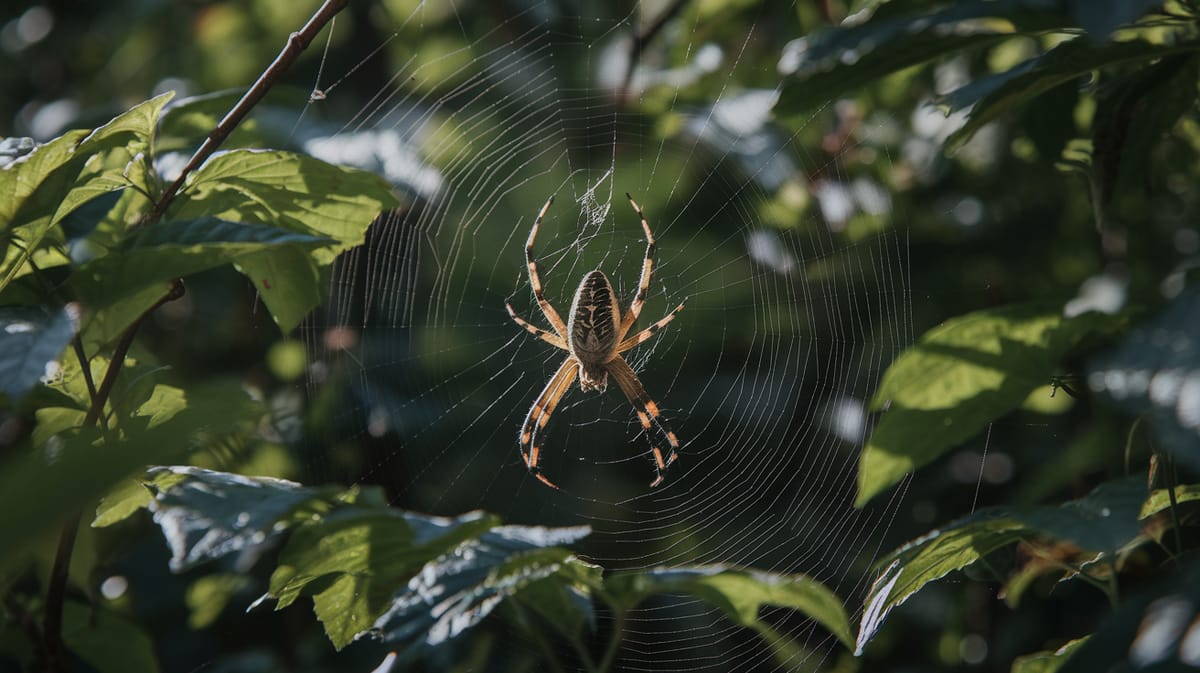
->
186, 574, 251, 629
607, 565, 852, 649
776, 0, 1071, 116
940, 39, 1198, 150
857, 306, 1116, 506
0, 383, 262, 569
1058, 559, 1200, 673
1011, 637, 1088, 673
92, 478, 154, 528
1140, 484, 1200, 519
168, 149, 397, 266
148, 466, 341, 572
1092, 55, 1199, 213
0, 304, 80, 402
0, 92, 174, 292
63, 600, 159, 673
857, 477, 1146, 654
511, 562, 601, 643
1070, 0, 1166, 37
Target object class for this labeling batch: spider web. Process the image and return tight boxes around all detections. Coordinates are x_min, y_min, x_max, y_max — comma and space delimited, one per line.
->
297, 2, 912, 670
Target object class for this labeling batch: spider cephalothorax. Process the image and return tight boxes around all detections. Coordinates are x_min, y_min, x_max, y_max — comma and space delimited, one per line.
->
505, 193, 684, 488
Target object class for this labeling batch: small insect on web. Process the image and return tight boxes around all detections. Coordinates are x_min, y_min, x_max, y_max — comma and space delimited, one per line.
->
505, 193, 685, 489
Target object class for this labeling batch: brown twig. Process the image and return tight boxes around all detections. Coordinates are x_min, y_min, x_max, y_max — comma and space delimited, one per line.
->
41, 1, 350, 666
147, 0, 350, 223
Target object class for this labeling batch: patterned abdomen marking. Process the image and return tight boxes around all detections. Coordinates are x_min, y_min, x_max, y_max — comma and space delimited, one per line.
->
568, 270, 620, 364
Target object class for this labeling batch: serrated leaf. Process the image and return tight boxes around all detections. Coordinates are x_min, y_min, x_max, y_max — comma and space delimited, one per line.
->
857, 477, 1145, 654
940, 39, 1198, 150
857, 306, 1115, 506
0, 304, 80, 402
169, 149, 398, 265
370, 524, 591, 654
608, 566, 852, 650
148, 466, 340, 572
63, 601, 159, 673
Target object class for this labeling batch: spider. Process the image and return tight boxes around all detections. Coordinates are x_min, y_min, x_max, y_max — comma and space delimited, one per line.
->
506, 193, 685, 489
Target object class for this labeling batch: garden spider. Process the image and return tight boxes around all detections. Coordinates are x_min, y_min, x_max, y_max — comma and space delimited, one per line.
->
506, 193, 685, 489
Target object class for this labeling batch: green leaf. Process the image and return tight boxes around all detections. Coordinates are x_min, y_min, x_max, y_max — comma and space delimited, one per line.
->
1012, 637, 1089, 673
511, 561, 602, 643
1140, 484, 1200, 519
607, 566, 852, 650
0, 304, 80, 402
370, 524, 591, 654
0, 386, 261, 570
857, 306, 1114, 506
940, 39, 1199, 150
0, 93, 174, 292
857, 477, 1146, 654
63, 601, 159, 673
169, 149, 398, 265
775, 0, 1070, 116
148, 466, 341, 572
234, 246, 324, 332
68, 217, 331, 319
92, 478, 154, 528
186, 574, 251, 629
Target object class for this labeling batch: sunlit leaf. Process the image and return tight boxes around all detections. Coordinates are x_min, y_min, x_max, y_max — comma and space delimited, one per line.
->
1140, 484, 1200, 519
1011, 637, 1088, 673
857, 477, 1146, 654
857, 306, 1116, 506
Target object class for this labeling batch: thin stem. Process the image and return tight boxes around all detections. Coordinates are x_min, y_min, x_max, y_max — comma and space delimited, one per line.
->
147, 0, 350, 223
41, 280, 184, 672
617, 0, 689, 103
594, 609, 627, 673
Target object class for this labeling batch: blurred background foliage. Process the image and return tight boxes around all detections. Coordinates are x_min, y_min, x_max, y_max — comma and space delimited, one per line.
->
4, 0, 1200, 671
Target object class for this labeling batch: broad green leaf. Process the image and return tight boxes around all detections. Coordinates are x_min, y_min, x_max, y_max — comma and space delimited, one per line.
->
857, 477, 1146, 654
370, 524, 591, 654
0, 304, 80, 402
63, 600, 159, 673
0, 93, 174, 292
940, 39, 1200, 150
234, 246, 324, 332
147, 466, 341, 572
857, 306, 1115, 506
1140, 484, 1200, 519
186, 574, 251, 629
607, 565, 852, 649
68, 217, 331, 318
1011, 637, 1089, 673
511, 560, 602, 643
168, 149, 398, 266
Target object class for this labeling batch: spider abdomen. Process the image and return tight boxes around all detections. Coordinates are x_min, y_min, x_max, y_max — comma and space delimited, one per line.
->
568, 270, 620, 388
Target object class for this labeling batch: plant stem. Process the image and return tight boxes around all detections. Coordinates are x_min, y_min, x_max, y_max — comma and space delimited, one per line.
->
41, 280, 185, 672
147, 0, 350, 223
595, 609, 627, 673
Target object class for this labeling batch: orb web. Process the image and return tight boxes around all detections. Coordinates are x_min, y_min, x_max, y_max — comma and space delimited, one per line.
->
298, 3, 913, 670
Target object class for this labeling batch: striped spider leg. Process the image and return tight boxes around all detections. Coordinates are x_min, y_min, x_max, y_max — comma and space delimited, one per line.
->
505, 193, 684, 488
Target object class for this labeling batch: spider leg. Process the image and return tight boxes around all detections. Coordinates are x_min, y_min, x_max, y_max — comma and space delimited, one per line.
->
605, 355, 680, 487
619, 193, 657, 339
616, 302, 684, 353
520, 357, 579, 489
506, 303, 568, 350
524, 196, 569, 338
